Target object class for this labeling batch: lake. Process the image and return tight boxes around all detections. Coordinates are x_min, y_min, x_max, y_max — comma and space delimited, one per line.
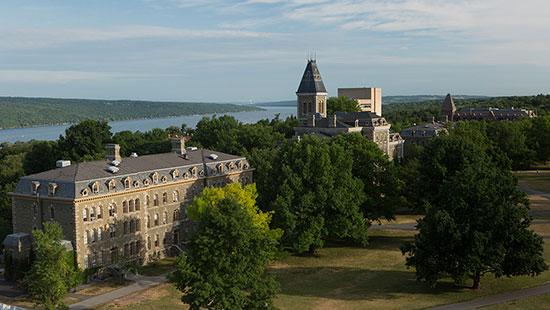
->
0, 105, 296, 143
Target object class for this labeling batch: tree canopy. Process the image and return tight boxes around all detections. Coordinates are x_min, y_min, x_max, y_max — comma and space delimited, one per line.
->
401, 134, 547, 289
326, 96, 360, 115
170, 185, 280, 309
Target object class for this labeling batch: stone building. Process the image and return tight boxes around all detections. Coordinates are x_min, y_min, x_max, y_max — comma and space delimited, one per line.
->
442, 93, 536, 121
8, 137, 253, 269
338, 87, 383, 116
293, 60, 404, 160
400, 121, 448, 145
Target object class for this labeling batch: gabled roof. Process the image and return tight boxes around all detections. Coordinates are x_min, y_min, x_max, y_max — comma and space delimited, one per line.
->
297, 60, 327, 94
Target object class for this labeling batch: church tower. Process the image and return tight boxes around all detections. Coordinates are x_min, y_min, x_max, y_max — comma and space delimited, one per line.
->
442, 93, 456, 122
296, 60, 328, 119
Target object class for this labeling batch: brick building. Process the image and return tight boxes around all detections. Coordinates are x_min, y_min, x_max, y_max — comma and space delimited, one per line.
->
8, 137, 253, 269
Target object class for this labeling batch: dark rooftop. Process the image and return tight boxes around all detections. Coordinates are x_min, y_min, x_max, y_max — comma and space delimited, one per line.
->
297, 60, 327, 94
23, 149, 243, 183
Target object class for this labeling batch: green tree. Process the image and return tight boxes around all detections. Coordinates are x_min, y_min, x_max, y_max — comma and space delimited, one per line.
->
528, 116, 550, 163
332, 133, 403, 221
58, 120, 112, 162
193, 115, 241, 154
23, 222, 79, 309
486, 121, 535, 170
169, 187, 279, 309
401, 134, 547, 289
267, 136, 367, 254
326, 96, 360, 115
23, 141, 61, 174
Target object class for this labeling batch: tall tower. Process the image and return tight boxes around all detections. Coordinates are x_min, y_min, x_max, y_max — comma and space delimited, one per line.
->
296, 60, 328, 119
442, 93, 456, 122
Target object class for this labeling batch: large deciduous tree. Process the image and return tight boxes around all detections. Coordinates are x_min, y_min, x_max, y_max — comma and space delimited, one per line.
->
266, 135, 368, 254
23, 222, 79, 309
58, 120, 112, 162
401, 134, 547, 289
326, 96, 361, 115
169, 184, 280, 309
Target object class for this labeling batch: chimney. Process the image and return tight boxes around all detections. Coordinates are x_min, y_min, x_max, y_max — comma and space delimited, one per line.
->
171, 136, 186, 155
105, 144, 121, 162
330, 114, 337, 128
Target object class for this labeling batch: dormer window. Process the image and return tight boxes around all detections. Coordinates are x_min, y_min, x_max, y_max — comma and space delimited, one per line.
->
133, 180, 140, 188
31, 181, 40, 194
161, 176, 168, 183
191, 167, 198, 178
91, 181, 100, 194
47, 183, 58, 196
216, 164, 224, 175
171, 169, 180, 179
81, 188, 89, 197
123, 177, 132, 189
183, 171, 190, 179
107, 179, 116, 191
143, 179, 150, 187
151, 172, 159, 184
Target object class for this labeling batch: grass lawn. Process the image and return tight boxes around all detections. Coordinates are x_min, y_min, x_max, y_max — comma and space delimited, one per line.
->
96, 175, 550, 309
137, 257, 177, 276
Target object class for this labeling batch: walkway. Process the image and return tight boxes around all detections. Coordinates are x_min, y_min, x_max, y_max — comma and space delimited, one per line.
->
431, 283, 550, 309
69, 274, 167, 310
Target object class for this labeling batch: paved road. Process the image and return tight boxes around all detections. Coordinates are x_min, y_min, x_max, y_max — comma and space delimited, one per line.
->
69, 275, 167, 310
370, 222, 417, 231
431, 283, 550, 309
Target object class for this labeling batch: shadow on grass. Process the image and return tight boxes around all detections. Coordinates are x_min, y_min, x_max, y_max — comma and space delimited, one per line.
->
366, 235, 414, 251
270, 266, 463, 301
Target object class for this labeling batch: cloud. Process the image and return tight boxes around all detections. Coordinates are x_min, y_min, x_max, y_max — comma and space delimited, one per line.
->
0, 25, 275, 50
0, 70, 188, 84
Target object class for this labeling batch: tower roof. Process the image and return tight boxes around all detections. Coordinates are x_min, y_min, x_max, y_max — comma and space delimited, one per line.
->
297, 60, 327, 94
442, 93, 456, 112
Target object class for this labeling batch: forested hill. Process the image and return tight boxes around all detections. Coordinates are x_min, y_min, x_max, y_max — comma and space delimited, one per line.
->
0, 96, 262, 129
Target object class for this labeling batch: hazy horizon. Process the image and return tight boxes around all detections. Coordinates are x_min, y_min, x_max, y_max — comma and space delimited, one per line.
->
1, 1, 549, 102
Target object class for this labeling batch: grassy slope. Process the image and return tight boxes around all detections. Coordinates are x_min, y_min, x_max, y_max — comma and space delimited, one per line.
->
0, 97, 261, 129
96, 173, 550, 310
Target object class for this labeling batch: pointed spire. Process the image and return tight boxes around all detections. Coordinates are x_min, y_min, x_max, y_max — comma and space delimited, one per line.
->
297, 60, 327, 94
442, 93, 456, 122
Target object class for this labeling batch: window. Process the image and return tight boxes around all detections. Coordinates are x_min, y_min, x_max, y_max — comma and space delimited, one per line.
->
163, 211, 167, 224
84, 230, 89, 244
129, 220, 135, 233
162, 192, 168, 204
129, 200, 135, 212
123, 221, 129, 234
154, 213, 159, 226
90, 207, 96, 221
161, 176, 168, 183
110, 247, 118, 264
152, 172, 159, 184
144, 195, 149, 207
109, 204, 116, 217
143, 178, 150, 187
93, 228, 98, 243
154, 234, 159, 247
124, 244, 129, 257
123, 201, 128, 213
123, 177, 131, 189
50, 205, 55, 219
97, 227, 102, 241
171, 169, 180, 178
97, 206, 103, 219
173, 210, 180, 221
31, 181, 40, 194
109, 225, 116, 238
147, 215, 151, 228
83, 208, 88, 222
135, 198, 141, 211
136, 219, 141, 231
147, 236, 151, 250
107, 179, 116, 191
173, 191, 179, 202
133, 180, 140, 188
48, 183, 58, 196
84, 254, 89, 269
91, 181, 100, 194
153, 194, 159, 206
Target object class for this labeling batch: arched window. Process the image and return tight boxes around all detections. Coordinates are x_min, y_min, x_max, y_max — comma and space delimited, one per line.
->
83, 208, 88, 221
153, 194, 159, 206
173, 210, 179, 221
91, 181, 100, 193
97, 206, 103, 219
90, 207, 96, 221
136, 219, 141, 231
162, 192, 168, 204
144, 195, 149, 207
129, 200, 135, 212
163, 211, 167, 224
154, 213, 159, 226
147, 236, 151, 250
109, 203, 116, 217
84, 230, 89, 244
173, 191, 179, 202
124, 177, 131, 189
109, 225, 116, 238
135, 198, 141, 211
93, 228, 98, 242
123, 221, 129, 234
123, 201, 128, 213
129, 220, 135, 233
152, 172, 159, 184
147, 215, 151, 228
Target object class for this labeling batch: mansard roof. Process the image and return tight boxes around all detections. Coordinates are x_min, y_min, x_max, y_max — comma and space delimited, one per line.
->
297, 60, 327, 94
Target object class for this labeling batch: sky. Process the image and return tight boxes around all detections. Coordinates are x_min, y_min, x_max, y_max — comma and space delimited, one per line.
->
1, 0, 550, 102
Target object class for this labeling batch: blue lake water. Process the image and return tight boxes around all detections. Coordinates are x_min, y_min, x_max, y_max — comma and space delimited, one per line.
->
0, 106, 296, 143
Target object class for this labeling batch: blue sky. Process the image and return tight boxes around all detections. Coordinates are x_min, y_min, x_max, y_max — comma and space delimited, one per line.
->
1, 0, 550, 102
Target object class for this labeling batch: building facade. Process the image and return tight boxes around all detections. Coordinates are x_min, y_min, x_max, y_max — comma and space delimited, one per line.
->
442, 93, 536, 121
9, 137, 253, 269
338, 87, 383, 116
293, 60, 404, 160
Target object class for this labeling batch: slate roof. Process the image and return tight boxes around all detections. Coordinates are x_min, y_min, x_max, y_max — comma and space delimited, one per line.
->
442, 93, 456, 112
297, 60, 327, 94
22, 149, 242, 183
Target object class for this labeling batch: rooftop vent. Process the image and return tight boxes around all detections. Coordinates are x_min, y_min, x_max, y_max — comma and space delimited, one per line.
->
130, 152, 138, 158
111, 160, 121, 166
106, 166, 120, 174
183, 153, 190, 160
208, 154, 219, 160
56, 160, 71, 168
187, 147, 198, 151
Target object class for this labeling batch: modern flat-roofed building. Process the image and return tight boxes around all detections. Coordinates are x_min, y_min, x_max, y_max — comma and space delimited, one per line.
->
338, 87, 383, 116
8, 137, 253, 269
